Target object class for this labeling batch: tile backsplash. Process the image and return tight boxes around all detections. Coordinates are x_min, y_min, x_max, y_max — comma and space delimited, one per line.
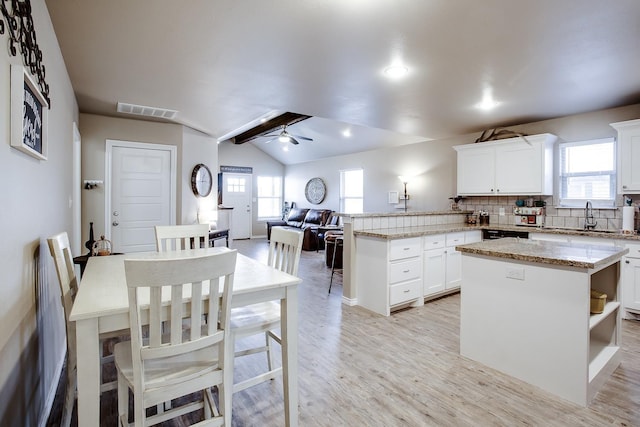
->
458, 195, 638, 231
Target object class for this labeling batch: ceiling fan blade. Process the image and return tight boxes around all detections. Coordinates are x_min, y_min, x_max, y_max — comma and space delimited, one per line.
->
291, 134, 313, 142
289, 136, 300, 145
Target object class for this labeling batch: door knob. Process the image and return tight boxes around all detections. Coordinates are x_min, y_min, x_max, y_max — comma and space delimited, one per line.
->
112, 221, 119, 226
113, 211, 119, 216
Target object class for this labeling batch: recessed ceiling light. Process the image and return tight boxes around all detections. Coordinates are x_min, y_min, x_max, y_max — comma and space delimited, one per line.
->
384, 65, 409, 79
282, 145, 289, 152
342, 128, 352, 137
475, 87, 501, 111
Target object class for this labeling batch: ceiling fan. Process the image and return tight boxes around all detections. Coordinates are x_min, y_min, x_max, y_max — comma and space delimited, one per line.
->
261, 125, 313, 145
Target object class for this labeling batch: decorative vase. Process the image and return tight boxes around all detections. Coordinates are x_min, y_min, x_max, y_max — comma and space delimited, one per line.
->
84, 222, 95, 256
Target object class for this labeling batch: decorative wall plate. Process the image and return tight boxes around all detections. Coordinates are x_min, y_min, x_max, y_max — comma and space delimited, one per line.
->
305, 177, 326, 204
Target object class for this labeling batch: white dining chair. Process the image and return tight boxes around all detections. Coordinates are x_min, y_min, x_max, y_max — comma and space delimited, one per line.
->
230, 226, 303, 393
113, 250, 237, 427
47, 232, 125, 426
154, 224, 210, 252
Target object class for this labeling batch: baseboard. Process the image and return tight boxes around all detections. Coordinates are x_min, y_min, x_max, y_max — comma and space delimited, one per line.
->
342, 296, 357, 306
250, 234, 267, 239
40, 347, 66, 427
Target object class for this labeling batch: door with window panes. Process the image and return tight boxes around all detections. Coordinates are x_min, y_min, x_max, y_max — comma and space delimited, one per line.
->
221, 173, 252, 239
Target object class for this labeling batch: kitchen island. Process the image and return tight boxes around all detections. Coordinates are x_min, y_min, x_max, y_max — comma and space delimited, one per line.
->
456, 238, 628, 406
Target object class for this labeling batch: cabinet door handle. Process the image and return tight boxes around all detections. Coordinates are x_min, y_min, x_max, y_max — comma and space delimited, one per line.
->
403, 247, 410, 251
626, 260, 630, 264
623, 185, 628, 189
403, 269, 410, 273
403, 289, 410, 293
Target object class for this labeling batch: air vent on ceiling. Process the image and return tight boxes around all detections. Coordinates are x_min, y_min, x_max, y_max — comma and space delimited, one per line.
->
117, 102, 178, 120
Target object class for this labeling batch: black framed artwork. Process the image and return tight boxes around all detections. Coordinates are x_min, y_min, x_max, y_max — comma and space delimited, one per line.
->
10, 64, 48, 160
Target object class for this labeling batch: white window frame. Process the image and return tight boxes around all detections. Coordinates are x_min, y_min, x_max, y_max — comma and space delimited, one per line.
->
340, 168, 364, 214
256, 175, 283, 220
558, 137, 616, 208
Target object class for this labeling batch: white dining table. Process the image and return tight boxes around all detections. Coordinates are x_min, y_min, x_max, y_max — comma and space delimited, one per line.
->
69, 247, 301, 427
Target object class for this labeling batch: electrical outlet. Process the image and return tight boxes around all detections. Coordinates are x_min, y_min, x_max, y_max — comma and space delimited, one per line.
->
499, 207, 505, 216
506, 267, 525, 280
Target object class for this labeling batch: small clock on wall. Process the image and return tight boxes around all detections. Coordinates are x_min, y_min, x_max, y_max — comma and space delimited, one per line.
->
191, 163, 213, 197
305, 177, 326, 204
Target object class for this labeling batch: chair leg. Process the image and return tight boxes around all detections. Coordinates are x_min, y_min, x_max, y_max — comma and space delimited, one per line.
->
61, 363, 75, 427
265, 332, 275, 372
329, 242, 337, 294
117, 372, 129, 427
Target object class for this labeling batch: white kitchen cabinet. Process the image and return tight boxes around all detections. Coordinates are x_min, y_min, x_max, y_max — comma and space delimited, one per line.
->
423, 231, 481, 299
611, 119, 640, 193
355, 236, 423, 316
455, 144, 495, 195
454, 133, 556, 196
621, 242, 640, 317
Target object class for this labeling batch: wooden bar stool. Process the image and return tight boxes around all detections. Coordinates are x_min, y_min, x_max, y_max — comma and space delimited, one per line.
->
325, 232, 344, 294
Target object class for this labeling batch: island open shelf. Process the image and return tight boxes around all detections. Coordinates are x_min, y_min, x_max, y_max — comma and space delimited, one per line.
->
457, 238, 626, 407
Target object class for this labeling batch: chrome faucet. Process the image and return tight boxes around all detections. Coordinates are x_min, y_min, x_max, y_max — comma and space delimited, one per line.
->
584, 200, 597, 230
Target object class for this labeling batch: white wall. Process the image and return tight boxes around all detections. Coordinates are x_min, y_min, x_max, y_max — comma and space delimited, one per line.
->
285, 137, 463, 213
0, 0, 79, 424
181, 126, 218, 225
79, 114, 218, 245
218, 142, 285, 236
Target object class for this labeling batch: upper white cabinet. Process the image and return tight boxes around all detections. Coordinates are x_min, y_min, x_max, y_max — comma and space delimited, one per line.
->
454, 133, 557, 196
611, 119, 640, 193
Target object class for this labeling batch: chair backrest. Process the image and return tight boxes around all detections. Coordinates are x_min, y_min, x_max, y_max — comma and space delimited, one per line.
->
268, 227, 303, 276
155, 224, 210, 252
47, 232, 78, 323
124, 250, 237, 387
47, 232, 78, 372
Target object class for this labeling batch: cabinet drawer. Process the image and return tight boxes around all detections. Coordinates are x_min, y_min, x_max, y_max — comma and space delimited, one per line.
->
389, 279, 422, 305
423, 234, 445, 250
389, 258, 422, 284
446, 232, 466, 247
389, 237, 421, 260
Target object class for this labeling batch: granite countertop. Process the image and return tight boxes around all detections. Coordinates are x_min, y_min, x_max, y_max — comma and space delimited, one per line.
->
455, 237, 628, 269
354, 224, 482, 239
353, 224, 640, 242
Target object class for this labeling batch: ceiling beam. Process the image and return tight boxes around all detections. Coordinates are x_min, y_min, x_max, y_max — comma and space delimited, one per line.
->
225, 112, 311, 144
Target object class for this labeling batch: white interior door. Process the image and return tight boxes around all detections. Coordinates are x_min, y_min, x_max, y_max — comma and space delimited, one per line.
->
106, 141, 176, 253
221, 173, 252, 239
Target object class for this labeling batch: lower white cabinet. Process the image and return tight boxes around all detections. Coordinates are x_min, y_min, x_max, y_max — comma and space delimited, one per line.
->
622, 243, 640, 316
423, 231, 481, 298
355, 236, 423, 316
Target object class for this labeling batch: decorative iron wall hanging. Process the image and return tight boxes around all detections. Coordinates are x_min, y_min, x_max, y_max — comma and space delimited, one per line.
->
1, 0, 50, 107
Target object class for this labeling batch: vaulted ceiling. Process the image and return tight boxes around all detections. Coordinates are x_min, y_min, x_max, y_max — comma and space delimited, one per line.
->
45, 0, 640, 164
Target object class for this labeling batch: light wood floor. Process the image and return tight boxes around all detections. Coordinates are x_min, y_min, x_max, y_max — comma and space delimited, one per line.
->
48, 237, 640, 426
